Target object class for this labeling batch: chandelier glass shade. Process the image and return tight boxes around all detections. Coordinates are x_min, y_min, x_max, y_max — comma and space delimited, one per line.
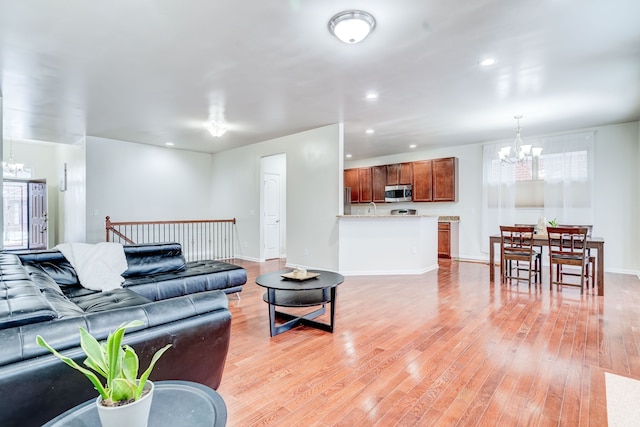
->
328, 10, 376, 44
206, 122, 227, 138
499, 115, 542, 164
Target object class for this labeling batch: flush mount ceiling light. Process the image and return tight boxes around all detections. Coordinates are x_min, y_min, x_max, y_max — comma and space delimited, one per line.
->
328, 10, 376, 44
206, 122, 227, 138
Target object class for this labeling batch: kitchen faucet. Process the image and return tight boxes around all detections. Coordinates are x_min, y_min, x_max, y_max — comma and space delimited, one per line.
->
368, 201, 377, 216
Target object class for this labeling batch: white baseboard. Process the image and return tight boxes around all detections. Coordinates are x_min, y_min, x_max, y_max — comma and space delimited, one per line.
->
339, 264, 439, 276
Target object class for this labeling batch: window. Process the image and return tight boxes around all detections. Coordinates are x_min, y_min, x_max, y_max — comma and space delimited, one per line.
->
481, 131, 594, 252
3, 181, 29, 248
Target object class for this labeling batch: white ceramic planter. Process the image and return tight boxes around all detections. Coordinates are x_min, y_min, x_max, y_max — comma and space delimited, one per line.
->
96, 381, 154, 427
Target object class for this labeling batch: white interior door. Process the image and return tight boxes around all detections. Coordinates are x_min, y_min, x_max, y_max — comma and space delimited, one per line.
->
263, 173, 280, 259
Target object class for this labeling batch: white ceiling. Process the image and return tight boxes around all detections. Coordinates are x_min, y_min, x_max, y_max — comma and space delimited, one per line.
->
1, 0, 639, 160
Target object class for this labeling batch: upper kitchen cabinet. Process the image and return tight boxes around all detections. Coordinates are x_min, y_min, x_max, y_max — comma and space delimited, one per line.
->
372, 165, 387, 203
358, 167, 373, 203
432, 157, 458, 202
412, 160, 433, 202
344, 168, 359, 203
412, 157, 458, 202
387, 163, 413, 186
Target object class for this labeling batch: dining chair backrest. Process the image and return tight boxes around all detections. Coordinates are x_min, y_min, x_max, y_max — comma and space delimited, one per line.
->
558, 224, 593, 237
547, 226, 589, 257
500, 225, 535, 255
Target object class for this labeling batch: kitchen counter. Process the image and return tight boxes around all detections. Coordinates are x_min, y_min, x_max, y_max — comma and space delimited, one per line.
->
337, 215, 438, 275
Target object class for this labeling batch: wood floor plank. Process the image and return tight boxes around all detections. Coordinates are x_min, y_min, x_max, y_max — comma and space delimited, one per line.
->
215, 258, 640, 426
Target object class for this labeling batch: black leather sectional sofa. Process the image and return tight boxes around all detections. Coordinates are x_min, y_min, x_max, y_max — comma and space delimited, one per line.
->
0, 242, 246, 427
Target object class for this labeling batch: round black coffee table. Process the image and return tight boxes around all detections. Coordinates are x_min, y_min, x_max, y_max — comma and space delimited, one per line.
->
42, 380, 226, 426
256, 269, 345, 336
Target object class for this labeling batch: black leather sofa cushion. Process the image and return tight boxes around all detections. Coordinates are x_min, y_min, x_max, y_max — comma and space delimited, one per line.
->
0, 255, 58, 329
119, 259, 246, 300
122, 242, 187, 277
71, 288, 152, 313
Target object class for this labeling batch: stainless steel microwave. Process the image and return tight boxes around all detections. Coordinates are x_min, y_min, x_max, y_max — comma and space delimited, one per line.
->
385, 185, 412, 202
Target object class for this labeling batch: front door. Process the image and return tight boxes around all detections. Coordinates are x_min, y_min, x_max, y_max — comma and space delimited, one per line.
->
28, 182, 47, 249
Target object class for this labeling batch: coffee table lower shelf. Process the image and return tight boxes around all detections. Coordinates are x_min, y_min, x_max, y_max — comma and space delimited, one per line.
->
263, 288, 336, 336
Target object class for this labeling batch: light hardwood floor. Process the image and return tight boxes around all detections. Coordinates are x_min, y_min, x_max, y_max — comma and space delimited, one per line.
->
217, 259, 640, 426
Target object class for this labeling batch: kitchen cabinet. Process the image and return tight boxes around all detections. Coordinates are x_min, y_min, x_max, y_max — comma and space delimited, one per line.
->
433, 157, 458, 202
412, 157, 458, 202
438, 222, 450, 258
412, 160, 433, 202
399, 163, 413, 185
387, 163, 413, 186
345, 157, 455, 204
372, 165, 387, 203
344, 169, 359, 203
438, 221, 459, 259
358, 167, 372, 203
386, 164, 400, 185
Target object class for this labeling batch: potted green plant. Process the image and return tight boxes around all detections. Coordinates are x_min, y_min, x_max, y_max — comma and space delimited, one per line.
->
36, 320, 172, 427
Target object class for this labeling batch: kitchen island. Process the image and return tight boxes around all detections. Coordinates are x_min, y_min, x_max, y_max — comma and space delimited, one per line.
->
337, 215, 439, 275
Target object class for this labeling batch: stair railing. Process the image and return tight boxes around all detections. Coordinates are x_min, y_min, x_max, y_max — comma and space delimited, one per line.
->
105, 216, 236, 262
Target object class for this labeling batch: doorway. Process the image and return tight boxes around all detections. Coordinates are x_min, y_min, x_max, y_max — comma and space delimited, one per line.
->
3, 180, 48, 250
261, 154, 286, 261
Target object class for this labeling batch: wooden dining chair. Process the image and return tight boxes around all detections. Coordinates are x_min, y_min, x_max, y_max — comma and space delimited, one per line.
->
499, 226, 541, 286
547, 226, 590, 294
558, 224, 596, 289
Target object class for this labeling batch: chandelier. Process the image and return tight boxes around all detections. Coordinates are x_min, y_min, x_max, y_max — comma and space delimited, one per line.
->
2, 137, 24, 176
206, 122, 227, 138
499, 115, 542, 164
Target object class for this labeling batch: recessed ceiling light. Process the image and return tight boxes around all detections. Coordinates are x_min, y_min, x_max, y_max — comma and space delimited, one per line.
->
365, 92, 378, 100
345, 154, 353, 158
365, 129, 375, 134
165, 142, 174, 146
409, 144, 417, 148
479, 58, 496, 66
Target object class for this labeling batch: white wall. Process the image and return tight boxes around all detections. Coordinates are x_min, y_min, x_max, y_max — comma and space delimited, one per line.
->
211, 124, 343, 270
57, 140, 87, 244
84, 136, 214, 243
346, 121, 640, 274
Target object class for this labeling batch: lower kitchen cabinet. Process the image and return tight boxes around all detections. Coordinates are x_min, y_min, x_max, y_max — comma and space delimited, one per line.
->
438, 221, 459, 259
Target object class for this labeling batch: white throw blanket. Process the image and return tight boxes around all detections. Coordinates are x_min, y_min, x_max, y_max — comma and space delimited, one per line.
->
56, 242, 128, 292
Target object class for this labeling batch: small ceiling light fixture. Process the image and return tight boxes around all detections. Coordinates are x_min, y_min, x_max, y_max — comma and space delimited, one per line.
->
165, 142, 174, 146
499, 115, 542, 164
206, 122, 227, 138
409, 144, 417, 149
365, 128, 375, 134
345, 154, 353, 158
328, 10, 376, 44
479, 58, 496, 66
365, 92, 379, 100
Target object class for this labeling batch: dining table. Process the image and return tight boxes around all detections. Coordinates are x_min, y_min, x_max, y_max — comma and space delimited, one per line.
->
489, 234, 605, 296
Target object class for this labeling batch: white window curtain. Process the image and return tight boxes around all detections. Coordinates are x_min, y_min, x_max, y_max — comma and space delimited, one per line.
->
481, 131, 595, 252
